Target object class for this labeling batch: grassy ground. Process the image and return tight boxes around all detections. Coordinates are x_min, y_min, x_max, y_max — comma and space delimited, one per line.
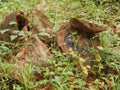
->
0, 0, 120, 90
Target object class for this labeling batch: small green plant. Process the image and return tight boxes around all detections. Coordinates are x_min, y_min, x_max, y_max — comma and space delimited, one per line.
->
20, 61, 37, 89
0, 59, 15, 90
0, 0, 120, 89
0, 42, 11, 58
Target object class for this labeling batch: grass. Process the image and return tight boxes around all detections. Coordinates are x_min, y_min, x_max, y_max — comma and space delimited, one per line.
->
0, 0, 120, 90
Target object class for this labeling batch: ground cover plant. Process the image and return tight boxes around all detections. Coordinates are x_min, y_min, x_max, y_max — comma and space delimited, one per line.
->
0, 0, 120, 90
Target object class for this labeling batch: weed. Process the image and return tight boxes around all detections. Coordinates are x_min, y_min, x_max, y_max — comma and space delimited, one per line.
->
0, 0, 120, 89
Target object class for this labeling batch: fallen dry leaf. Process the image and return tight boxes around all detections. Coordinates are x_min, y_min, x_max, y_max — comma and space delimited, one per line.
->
97, 46, 104, 50
105, 77, 112, 88
69, 77, 75, 83
41, 84, 50, 90
17, 48, 26, 60
114, 29, 120, 34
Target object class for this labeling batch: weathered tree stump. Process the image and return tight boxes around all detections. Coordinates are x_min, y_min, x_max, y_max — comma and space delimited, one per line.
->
57, 18, 106, 59
0, 6, 53, 81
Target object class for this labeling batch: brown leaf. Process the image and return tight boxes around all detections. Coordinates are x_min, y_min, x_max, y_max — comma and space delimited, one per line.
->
41, 84, 50, 90
22, 25, 28, 41
69, 77, 75, 83
17, 48, 26, 60
22, 25, 28, 32
105, 77, 112, 88
114, 29, 120, 34
98, 85, 104, 90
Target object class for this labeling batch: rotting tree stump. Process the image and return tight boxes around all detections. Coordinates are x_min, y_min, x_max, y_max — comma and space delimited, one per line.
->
0, 6, 53, 82
57, 18, 107, 60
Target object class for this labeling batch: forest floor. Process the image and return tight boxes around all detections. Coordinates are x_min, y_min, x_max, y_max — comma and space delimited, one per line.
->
0, 0, 120, 90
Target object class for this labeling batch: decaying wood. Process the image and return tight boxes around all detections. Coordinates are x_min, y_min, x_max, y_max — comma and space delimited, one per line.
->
0, 3, 108, 87
28, 9, 52, 32
57, 18, 107, 58
27, 8, 53, 43
32, 35, 51, 58
0, 7, 53, 81
57, 23, 70, 53
70, 18, 106, 34
0, 10, 24, 30
11, 34, 51, 80
0, 10, 28, 42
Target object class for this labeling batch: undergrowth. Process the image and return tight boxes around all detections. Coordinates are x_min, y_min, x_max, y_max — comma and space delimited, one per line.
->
0, 0, 120, 90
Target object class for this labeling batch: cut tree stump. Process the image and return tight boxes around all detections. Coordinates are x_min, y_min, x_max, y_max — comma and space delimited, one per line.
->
0, 6, 53, 81
57, 18, 107, 59
0, 10, 28, 42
